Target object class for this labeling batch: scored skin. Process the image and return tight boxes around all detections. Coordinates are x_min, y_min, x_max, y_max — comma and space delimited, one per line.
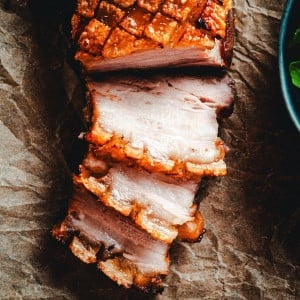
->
52, 184, 170, 294
74, 149, 205, 243
72, 0, 234, 71
77, 0, 99, 18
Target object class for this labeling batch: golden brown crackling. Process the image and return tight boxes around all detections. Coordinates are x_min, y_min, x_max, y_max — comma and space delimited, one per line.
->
69, 236, 99, 264
120, 7, 153, 37
96, 1, 125, 28
200, 0, 228, 38
86, 131, 227, 179
178, 23, 215, 48
72, 0, 234, 70
77, 0, 99, 18
71, 14, 81, 40
78, 19, 111, 55
162, 0, 198, 22
98, 257, 166, 293
144, 12, 180, 46
113, 0, 136, 8
177, 211, 205, 242
66, 234, 167, 293
137, 0, 163, 13
102, 27, 157, 59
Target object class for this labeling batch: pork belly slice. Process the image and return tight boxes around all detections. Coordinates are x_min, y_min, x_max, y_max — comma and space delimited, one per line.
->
72, 0, 234, 72
52, 184, 170, 293
75, 150, 204, 243
85, 75, 230, 178
89, 72, 235, 116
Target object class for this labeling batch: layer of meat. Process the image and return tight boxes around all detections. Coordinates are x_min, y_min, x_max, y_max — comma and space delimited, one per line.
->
52, 184, 170, 293
84, 73, 234, 178
75, 149, 204, 243
71, 0, 234, 72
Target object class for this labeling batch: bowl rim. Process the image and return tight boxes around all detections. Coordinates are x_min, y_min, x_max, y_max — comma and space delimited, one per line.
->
278, 0, 300, 131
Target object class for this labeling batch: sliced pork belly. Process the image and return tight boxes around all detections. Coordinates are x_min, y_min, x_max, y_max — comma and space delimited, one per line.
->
159, 72, 235, 117
74, 149, 204, 243
85, 74, 231, 178
72, 0, 234, 72
52, 184, 169, 293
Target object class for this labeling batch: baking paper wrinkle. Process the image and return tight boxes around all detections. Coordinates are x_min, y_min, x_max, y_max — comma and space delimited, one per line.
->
0, 0, 299, 299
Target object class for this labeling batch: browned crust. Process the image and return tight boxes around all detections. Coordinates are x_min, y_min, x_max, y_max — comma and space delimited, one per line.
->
177, 210, 205, 242
221, 8, 235, 68
98, 257, 166, 293
53, 232, 167, 293
72, 0, 234, 71
85, 133, 227, 179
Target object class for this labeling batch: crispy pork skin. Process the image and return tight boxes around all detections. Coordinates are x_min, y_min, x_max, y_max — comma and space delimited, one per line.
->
52, 184, 170, 293
74, 149, 204, 243
177, 210, 205, 242
72, 0, 234, 72
85, 74, 233, 178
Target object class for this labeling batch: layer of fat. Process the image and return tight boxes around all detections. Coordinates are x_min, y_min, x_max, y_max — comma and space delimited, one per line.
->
91, 81, 220, 164
109, 165, 197, 225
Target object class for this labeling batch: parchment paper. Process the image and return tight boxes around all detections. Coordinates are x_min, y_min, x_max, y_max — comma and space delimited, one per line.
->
0, 0, 299, 299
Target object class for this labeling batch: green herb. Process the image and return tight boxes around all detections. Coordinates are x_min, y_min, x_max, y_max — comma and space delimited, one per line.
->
289, 27, 300, 88
289, 61, 300, 87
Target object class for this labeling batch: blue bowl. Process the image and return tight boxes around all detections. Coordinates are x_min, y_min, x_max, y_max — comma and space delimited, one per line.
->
278, 0, 300, 131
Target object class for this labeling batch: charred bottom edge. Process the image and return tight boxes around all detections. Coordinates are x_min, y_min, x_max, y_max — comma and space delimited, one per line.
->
52, 185, 169, 294
52, 223, 167, 294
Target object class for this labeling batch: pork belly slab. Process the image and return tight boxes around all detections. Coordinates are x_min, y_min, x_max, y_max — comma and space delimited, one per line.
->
52, 184, 170, 293
75, 149, 204, 243
85, 74, 234, 178
72, 0, 234, 72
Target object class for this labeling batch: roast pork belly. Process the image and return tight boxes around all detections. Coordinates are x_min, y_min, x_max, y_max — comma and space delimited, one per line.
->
74, 149, 204, 243
84, 73, 234, 178
52, 184, 170, 293
72, 0, 234, 72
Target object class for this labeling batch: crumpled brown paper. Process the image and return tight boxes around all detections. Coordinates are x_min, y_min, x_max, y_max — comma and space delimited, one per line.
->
0, 0, 299, 299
